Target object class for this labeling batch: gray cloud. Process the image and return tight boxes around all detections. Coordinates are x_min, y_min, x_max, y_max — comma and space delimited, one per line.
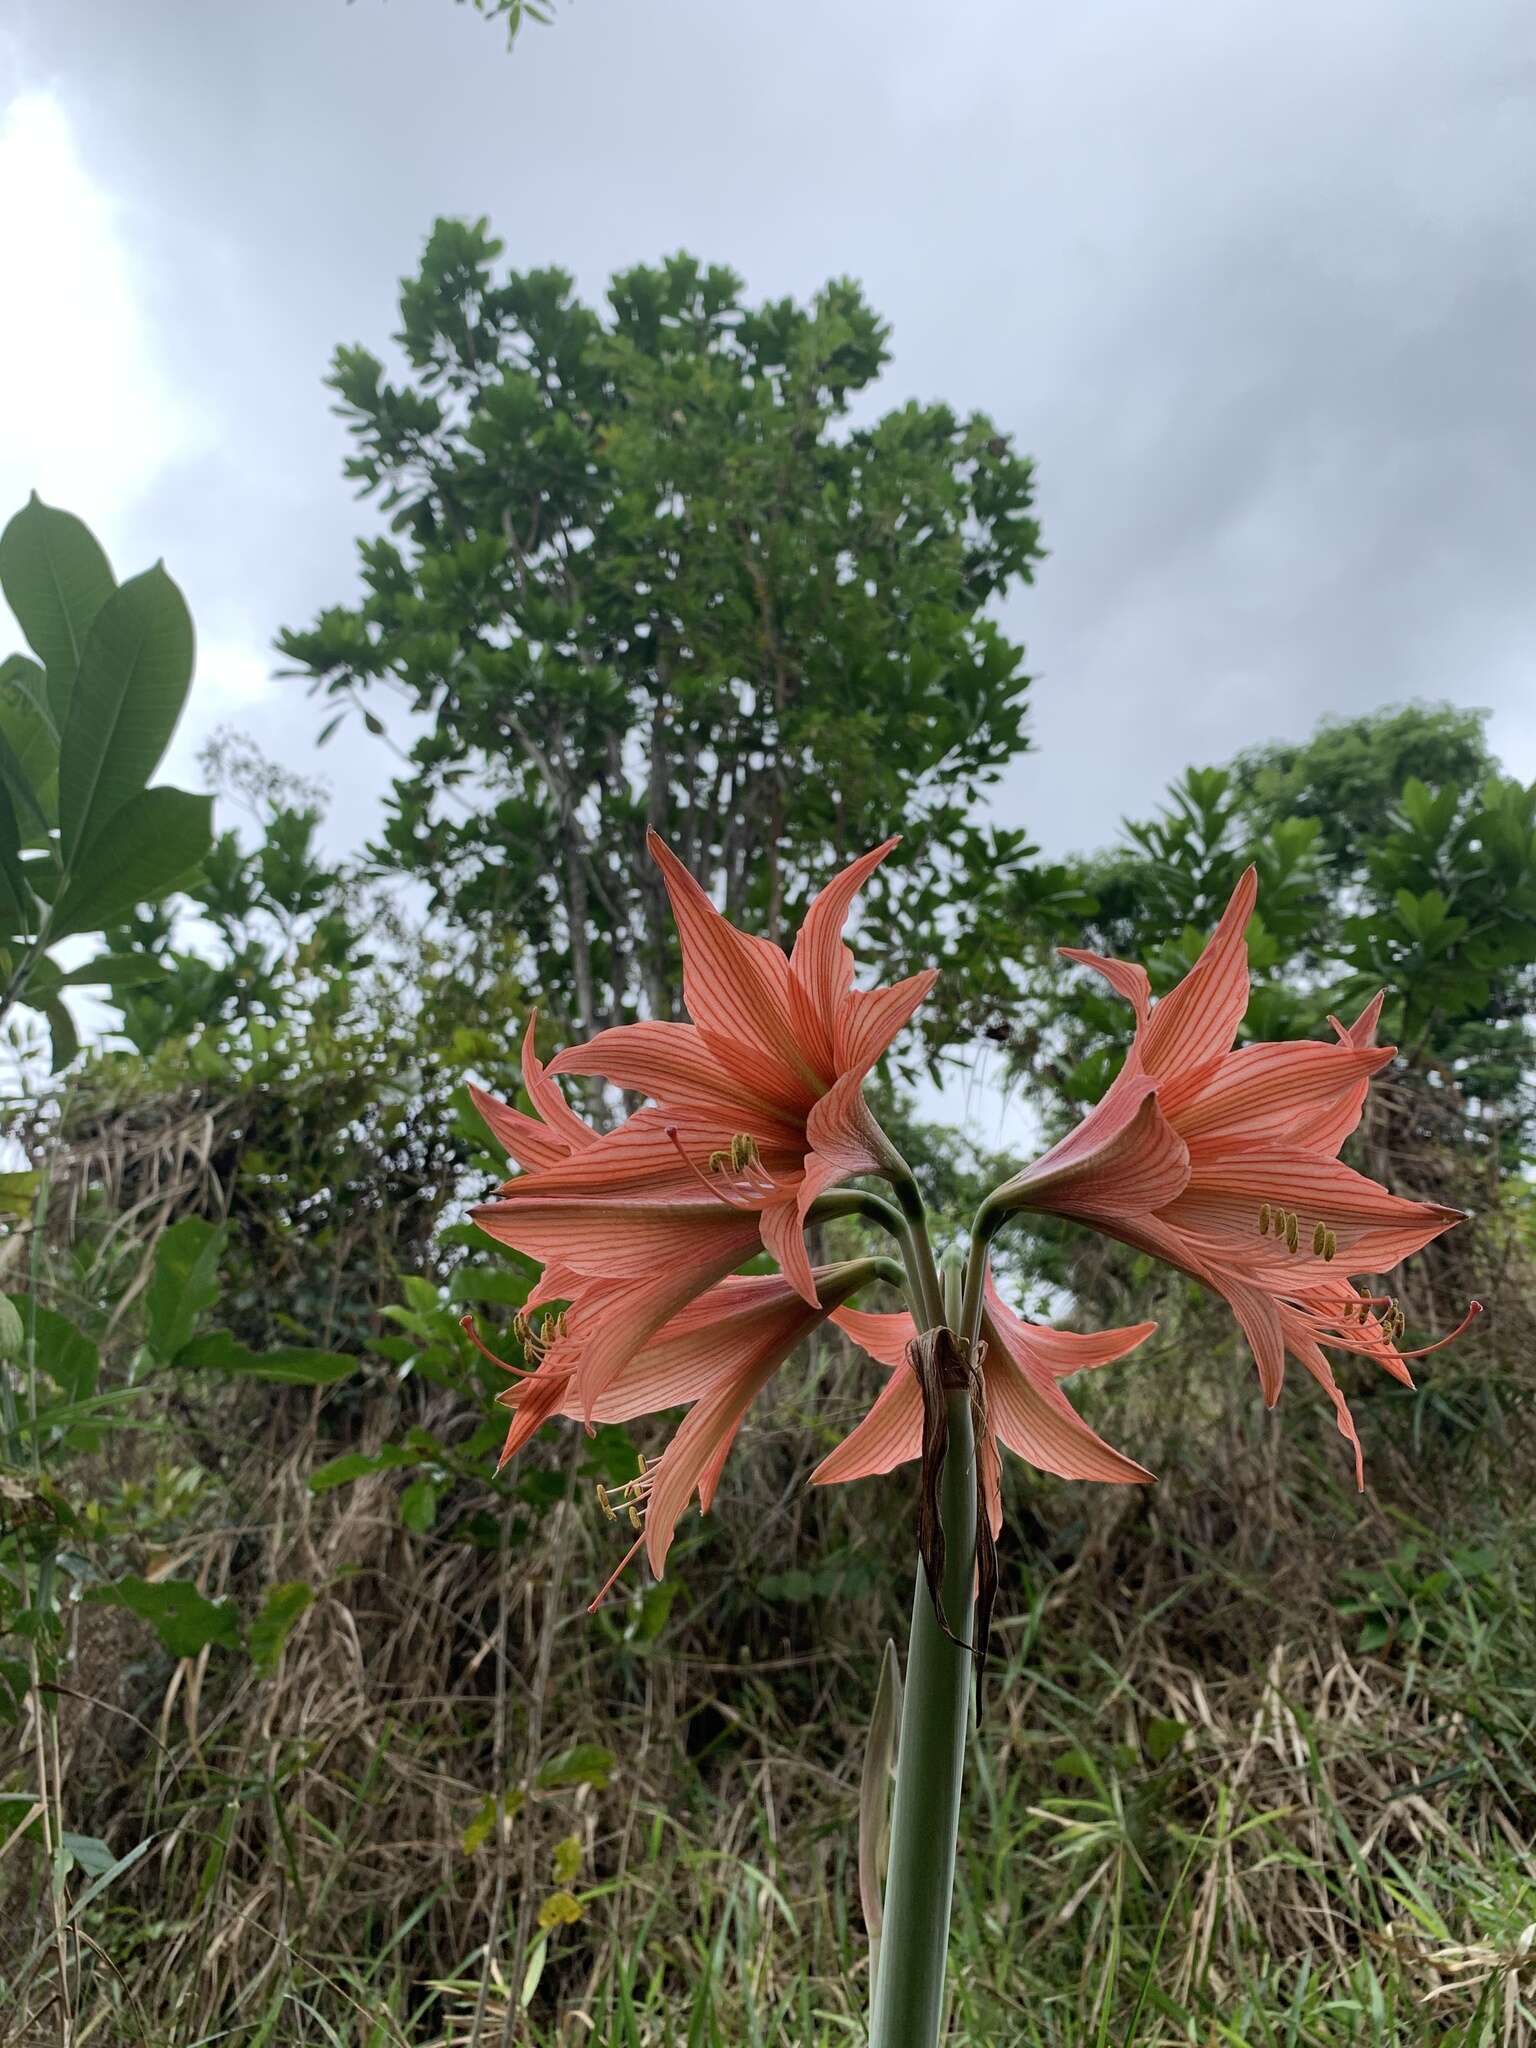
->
8, 0, 1536, 865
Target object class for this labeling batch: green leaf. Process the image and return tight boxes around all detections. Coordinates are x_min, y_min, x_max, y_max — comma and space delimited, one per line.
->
48, 786, 212, 940
248, 1581, 313, 1672
399, 1478, 438, 1533
10, 1300, 99, 1404
54, 953, 171, 989
42, 994, 77, 1073
0, 780, 35, 942
309, 1446, 417, 1492
175, 1329, 356, 1385
145, 1218, 225, 1363
1144, 1716, 1189, 1765
0, 495, 116, 728
536, 1743, 614, 1791
58, 565, 195, 862
61, 1833, 118, 1878
0, 658, 57, 832
85, 1577, 239, 1658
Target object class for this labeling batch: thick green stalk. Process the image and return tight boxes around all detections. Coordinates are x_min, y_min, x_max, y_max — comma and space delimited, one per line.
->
868, 1386, 977, 2043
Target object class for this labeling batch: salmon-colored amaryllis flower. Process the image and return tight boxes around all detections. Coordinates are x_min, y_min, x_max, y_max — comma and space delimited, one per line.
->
810, 1272, 1156, 1531
472, 833, 935, 1412
993, 870, 1475, 1479
546, 832, 933, 1298
489, 1260, 898, 1601
467, 1011, 599, 1314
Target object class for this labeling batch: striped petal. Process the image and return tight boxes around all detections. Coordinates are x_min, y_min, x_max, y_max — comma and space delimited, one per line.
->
1157, 1041, 1395, 1144
1000, 1086, 1190, 1225
983, 1272, 1156, 1380
980, 1313, 1153, 1484
468, 1082, 569, 1173
1137, 867, 1257, 1080
834, 968, 938, 1079
647, 831, 820, 1112
550, 1021, 805, 1143
788, 837, 900, 1079
1059, 947, 1151, 1027
1166, 1145, 1462, 1275
809, 1363, 923, 1485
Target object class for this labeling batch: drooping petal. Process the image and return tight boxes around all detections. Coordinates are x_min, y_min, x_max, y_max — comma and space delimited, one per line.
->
1283, 1329, 1365, 1488
1216, 1272, 1288, 1406
1137, 867, 1258, 1080
558, 1276, 800, 1422
759, 1154, 847, 1306
979, 1313, 1154, 1484
809, 1364, 924, 1485
983, 1273, 1157, 1380
830, 1304, 917, 1371
569, 1236, 765, 1414
1058, 947, 1151, 1027
787, 837, 900, 1079
495, 1365, 573, 1468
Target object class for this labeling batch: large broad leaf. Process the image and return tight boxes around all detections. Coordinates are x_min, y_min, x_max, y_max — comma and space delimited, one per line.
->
48, 786, 212, 940
58, 564, 195, 862
175, 1329, 357, 1385
145, 1217, 225, 1364
85, 1577, 239, 1659
0, 496, 116, 729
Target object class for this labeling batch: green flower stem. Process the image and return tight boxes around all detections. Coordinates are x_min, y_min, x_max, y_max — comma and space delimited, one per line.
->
869, 1384, 977, 2047
884, 1162, 945, 1330
957, 1193, 1007, 1354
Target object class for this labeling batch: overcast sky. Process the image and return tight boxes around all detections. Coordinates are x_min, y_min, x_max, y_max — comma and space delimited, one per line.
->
3, 1, 1535, 895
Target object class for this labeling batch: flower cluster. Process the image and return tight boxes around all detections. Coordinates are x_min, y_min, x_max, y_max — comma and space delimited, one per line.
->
469, 838, 1471, 1597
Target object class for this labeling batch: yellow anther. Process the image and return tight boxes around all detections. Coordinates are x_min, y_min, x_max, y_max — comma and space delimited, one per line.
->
729, 1133, 760, 1175
1285, 1212, 1299, 1253
1312, 1220, 1327, 1256
707, 1149, 730, 1174
1258, 1203, 1271, 1235
597, 1454, 652, 1533
1323, 1229, 1337, 1262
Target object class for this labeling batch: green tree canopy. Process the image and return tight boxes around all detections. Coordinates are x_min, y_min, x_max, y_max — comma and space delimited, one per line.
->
280, 221, 1051, 1063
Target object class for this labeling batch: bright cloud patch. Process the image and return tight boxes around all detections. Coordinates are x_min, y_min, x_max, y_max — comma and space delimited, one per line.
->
0, 90, 205, 538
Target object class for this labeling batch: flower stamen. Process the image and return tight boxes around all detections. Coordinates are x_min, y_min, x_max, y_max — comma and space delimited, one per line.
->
459, 1313, 539, 1378
595, 1454, 653, 1531
666, 1124, 776, 1209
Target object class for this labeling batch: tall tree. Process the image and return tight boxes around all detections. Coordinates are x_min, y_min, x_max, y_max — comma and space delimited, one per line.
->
280, 222, 1048, 1065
